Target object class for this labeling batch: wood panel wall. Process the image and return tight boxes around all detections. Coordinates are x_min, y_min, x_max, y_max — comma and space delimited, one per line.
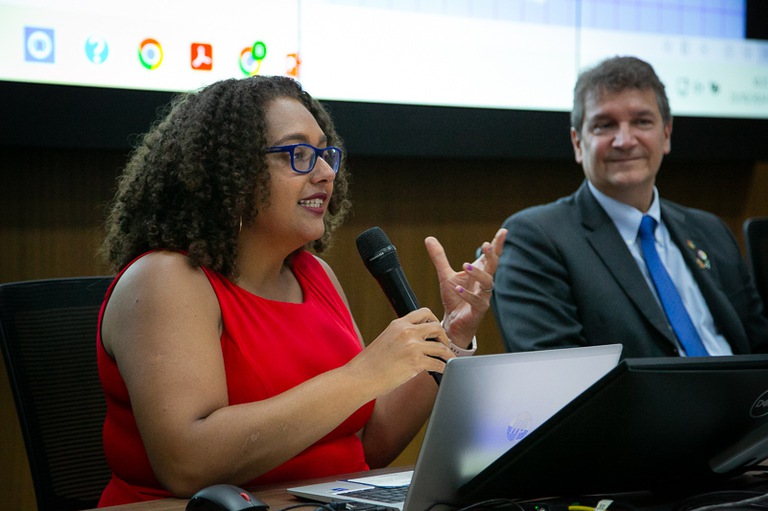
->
2, 146, 766, 510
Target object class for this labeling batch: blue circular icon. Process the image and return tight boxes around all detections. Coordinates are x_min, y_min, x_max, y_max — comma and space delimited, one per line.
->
85, 36, 109, 64
25, 28, 55, 62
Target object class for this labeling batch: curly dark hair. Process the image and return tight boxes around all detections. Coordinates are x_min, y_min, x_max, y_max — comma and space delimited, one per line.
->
571, 55, 671, 133
102, 75, 351, 277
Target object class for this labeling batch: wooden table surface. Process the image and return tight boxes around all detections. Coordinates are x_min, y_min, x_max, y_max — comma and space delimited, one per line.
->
94, 467, 407, 511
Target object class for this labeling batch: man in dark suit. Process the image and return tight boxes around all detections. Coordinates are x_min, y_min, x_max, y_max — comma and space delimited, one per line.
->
492, 56, 768, 358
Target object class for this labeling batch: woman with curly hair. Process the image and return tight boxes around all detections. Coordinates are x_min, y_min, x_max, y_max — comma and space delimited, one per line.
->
97, 75, 506, 506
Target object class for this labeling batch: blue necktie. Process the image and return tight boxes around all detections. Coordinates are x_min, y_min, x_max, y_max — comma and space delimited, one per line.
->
638, 216, 708, 356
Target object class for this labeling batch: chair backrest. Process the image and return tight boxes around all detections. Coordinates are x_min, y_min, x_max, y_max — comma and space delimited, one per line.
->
0, 276, 113, 511
744, 217, 768, 314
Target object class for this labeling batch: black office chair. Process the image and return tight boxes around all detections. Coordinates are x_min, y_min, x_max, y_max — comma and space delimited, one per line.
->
0, 276, 113, 511
744, 217, 768, 314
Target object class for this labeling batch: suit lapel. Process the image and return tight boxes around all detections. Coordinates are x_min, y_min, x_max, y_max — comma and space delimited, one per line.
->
575, 184, 679, 346
662, 204, 749, 352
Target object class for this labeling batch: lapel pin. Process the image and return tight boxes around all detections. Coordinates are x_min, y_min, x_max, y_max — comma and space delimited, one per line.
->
686, 240, 711, 270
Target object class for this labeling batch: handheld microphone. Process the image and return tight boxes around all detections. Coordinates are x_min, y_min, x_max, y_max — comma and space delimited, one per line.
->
356, 226, 441, 385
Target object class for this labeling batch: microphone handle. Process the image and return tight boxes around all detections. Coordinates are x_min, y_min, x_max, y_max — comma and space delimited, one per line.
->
377, 267, 421, 317
376, 268, 442, 385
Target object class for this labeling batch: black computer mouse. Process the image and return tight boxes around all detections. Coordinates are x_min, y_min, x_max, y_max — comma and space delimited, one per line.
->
186, 484, 269, 511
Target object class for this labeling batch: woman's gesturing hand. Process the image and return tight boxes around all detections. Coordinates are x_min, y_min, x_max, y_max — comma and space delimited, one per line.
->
425, 228, 508, 347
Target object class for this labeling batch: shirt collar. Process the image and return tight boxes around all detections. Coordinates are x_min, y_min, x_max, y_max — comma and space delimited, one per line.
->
587, 181, 661, 242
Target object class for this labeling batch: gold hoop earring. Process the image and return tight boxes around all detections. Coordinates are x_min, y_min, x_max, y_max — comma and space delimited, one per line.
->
238, 217, 243, 236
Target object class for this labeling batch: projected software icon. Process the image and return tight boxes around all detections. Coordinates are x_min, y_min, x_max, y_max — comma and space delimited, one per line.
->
286, 52, 300, 77
24, 27, 55, 63
139, 38, 163, 70
85, 36, 109, 64
239, 41, 267, 76
191, 43, 213, 70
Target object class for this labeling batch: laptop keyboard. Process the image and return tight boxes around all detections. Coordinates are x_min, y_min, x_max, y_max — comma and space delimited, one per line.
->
342, 485, 409, 503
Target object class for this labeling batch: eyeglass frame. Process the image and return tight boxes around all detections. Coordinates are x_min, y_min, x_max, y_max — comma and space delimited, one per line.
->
265, 143, 343, 174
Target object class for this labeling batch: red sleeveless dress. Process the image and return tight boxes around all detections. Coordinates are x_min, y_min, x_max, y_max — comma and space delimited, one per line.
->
97, 250, 374, 506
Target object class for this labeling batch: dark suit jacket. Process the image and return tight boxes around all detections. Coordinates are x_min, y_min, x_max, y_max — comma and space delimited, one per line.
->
492, 181, 768, 358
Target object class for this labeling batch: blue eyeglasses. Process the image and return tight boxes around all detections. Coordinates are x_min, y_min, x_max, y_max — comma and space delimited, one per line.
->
265, 143, 342, 174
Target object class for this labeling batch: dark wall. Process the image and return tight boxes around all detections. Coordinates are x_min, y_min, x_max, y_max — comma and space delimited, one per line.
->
4, 81, 768, 162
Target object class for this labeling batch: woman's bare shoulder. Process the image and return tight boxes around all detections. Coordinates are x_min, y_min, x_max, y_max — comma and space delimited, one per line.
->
116, 251, 211, 297
103, 251, 220, 354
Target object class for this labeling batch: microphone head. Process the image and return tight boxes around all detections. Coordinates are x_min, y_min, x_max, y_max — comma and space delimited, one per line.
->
356, 226, 401, 277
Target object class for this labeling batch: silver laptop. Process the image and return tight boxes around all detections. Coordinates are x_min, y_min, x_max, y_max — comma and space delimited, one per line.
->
288, 344, 622, 511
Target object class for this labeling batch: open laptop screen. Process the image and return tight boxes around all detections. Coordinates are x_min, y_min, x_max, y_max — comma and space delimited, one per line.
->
460, 354, 768, 502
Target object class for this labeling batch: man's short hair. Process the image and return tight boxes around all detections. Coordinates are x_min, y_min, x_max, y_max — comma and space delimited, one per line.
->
571, 55, 671, 132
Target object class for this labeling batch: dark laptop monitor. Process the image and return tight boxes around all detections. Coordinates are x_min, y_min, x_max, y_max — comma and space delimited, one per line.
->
460, 355, 768, 502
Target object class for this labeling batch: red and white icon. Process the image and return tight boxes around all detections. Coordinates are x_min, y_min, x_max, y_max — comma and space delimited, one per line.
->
191, 43, 213, 70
